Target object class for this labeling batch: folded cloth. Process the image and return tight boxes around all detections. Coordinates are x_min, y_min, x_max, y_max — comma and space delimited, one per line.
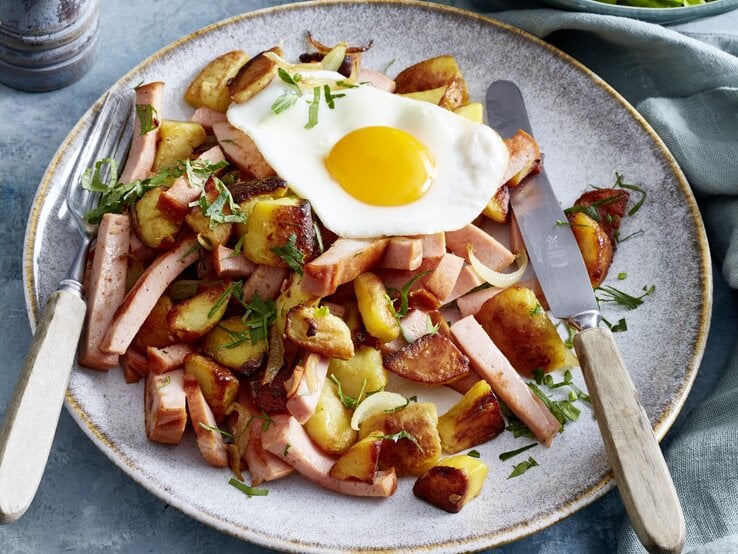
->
478, 5, 738, 552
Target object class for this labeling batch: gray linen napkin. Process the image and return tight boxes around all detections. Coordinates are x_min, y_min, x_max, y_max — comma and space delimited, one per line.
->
480, 7, 738, 552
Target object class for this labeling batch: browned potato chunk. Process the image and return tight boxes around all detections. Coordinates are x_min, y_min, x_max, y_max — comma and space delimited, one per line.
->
185, 50, 250, 113
354, 272, 400, 343
328, 345, 388, 399
229, 46, 283, 104
274, 273, 319, 337
184, 178, 234, 248
359, 402, 441, 476
568, 211, 614, 287
183, 353, 239, 421
476, 286, 576, 376
453, 102, 483, 123
383, 333, 470, 385
152, 120, 207, 172
329, 433, 383, 483
201, 316, 267, 376
572, 187, 630, 246
304, 381, 357, 456
132, 187, 181, 249
437, 380, 505, 453
231, 176, 289, 239
394, 55, 469, 110
398, 85, 447, 105
242, 197, 317, 267
133, 294, 175, 349
413, 454, 488, 513
168, 282, 230, 341
483, 184, 509, 223
285, 304, 354, 360
502, 130, 542, 186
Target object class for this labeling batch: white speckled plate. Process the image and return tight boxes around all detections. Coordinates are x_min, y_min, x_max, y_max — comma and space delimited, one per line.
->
541, 0, 738, 24
23, 1, 711, 552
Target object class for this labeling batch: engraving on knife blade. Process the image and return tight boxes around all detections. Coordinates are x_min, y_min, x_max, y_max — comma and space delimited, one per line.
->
545, 234, 569, 269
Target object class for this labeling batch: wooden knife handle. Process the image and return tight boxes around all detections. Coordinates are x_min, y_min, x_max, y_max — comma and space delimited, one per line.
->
0, 289, 86, 523
574, 326, 685, 554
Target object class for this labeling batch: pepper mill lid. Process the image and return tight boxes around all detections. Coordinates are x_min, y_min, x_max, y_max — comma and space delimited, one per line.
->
0, 0, 100, 92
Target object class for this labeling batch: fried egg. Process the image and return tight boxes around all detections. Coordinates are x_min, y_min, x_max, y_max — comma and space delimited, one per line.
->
226, 68, 508, 238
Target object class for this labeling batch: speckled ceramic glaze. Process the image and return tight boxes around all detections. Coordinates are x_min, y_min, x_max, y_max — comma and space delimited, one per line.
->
23, 1, 711, 552
540, 0, 738, 24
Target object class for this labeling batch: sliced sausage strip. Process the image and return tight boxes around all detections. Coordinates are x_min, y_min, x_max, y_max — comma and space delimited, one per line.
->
147, 343, 195, 375
189, 106, 227, 132
379, 237, 423, 271
445, 224, 515, 271
301, 238, 389, 297
79, 213, 130, 370
450, 316, 560, 446
285, 353, 330, 424
183, 374, 228, 467
212, 121, 275, 180
145, 369, 187, 445
357, 69, 396, 93
241, 265, 288, 301
212, 244, 257, 279
261, 415, 397, 497
100, 237, 201, 355
120, 82, 164, 184
244, 418, 294, 486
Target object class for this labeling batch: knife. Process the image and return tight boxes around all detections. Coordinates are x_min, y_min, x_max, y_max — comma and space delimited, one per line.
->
486, 80, 685, 554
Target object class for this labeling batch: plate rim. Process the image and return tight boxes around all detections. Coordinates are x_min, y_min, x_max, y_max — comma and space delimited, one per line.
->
21, 0, 712, 551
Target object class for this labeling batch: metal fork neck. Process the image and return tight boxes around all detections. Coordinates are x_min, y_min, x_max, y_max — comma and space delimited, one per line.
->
65, 234, 91, 287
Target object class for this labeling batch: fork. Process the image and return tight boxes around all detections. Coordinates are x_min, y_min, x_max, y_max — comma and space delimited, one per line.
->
0, 92, 132, 523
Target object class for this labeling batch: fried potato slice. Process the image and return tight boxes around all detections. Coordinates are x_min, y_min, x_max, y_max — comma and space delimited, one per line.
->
437, 380, 505, 453
168, 282, 230, 341
328, 345, 388, 400
572, 187, 630, 245
304, 380, 357, 456
329, 433, 383, 483
133, 294, 176, 350
285, 304, 355, 360
483, 184, 509, 223
568, 211, 614, 287
383, 333, 470, 385
183, 353, 239, 422
201, 316, 267, 376
394, 55, 468, 110
132, 187, 181, 250
152, 120, 206, 173
229, 46, 283, 104
476, 285, 576, 376
185, 50, 250, 113
354, 272, 400, 343
413, 454, 488, 513
359, 402, 441, 476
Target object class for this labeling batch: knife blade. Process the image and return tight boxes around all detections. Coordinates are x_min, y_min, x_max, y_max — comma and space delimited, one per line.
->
486, 80, 685, 554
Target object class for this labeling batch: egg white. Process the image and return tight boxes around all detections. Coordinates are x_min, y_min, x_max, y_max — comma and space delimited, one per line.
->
226, 69, 508, 239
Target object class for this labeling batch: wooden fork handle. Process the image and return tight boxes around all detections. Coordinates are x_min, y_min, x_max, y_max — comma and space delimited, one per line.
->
574, 327, 685, 554
0, 288, 86, 523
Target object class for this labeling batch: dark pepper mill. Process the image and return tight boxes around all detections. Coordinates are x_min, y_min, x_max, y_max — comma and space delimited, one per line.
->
0, 0, 99, 92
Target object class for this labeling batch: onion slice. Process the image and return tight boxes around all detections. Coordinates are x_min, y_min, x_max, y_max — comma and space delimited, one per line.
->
350, 391, 408, 431
468, 245, 528, 289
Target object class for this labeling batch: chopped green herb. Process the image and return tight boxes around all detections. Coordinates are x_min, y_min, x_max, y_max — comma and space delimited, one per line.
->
467, 450, 481, 459
314, 305, 330, 317
388, 270, 432, 319
256, 411, 274, 432
614, 172, 647, 216
270, 233, 306, 275
271, 92, 299, 114
614, 229, 645, 244
499, 443, 537, 461
425, 316, 440, 335
195, 178, 246, 230
595, 284, 655, 310
528, 383, 580, 429
533, 368, 545, 385
385, 395, 417, 413
529, 304, 543, 316
330, 374, 367, 410
305, 86, 321, 129
135, 103, 159, 135
277, 68, 303, 92
377, 430, 424, 453
198, 422, 234, 440
157, 376, 171, 390
176, 242, 201, 264
284, 443, 291, 457
335, 80, 357, 89
507, 456, 539, 479
499, 400, 534, 438
230, 234, 246, 257
618, 272, 627, 280
240, 294, 277, 345
207, 282, 238, 319
228, 478, 269, 497
603, 316, 628, 333
323, 85, 346, 109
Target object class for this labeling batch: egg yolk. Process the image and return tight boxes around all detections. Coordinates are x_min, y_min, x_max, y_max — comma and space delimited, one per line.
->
324, 126, 435, 206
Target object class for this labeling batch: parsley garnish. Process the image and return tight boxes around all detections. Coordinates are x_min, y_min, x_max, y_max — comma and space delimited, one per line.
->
377, 430, 424, 453
83, 158, 226, 224
272, 93, 299, 114
385, 395, 417, 413
207, 282, 237, 319
614, 172, 647, 216
330, 374, 367, 410
271, 233, 306, 275
499, 400, 534, 438
529, 304, 543, 316
228, 478, 269, 498
467, 450, 481, 459
383, 58, 396, 73
135, 103, 159, 135
193, 178, 246, 230
499, 443, 537, 461
305, 86, 321, 129
240, 294, 277, 345
614, 228, 645, 244
603, 316, 628, 334
198, 422, 234, 440
284, 443, 291, 457
595, 284, 655, 310
618, 272, 627, 280
230, 235, 246, 257
507, 456, 539, 479
425, 316, 440, 335
335, 80, 357, 89
323, 85, 346, 109
528, 383, 580, 429
277, 67, 302, 91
